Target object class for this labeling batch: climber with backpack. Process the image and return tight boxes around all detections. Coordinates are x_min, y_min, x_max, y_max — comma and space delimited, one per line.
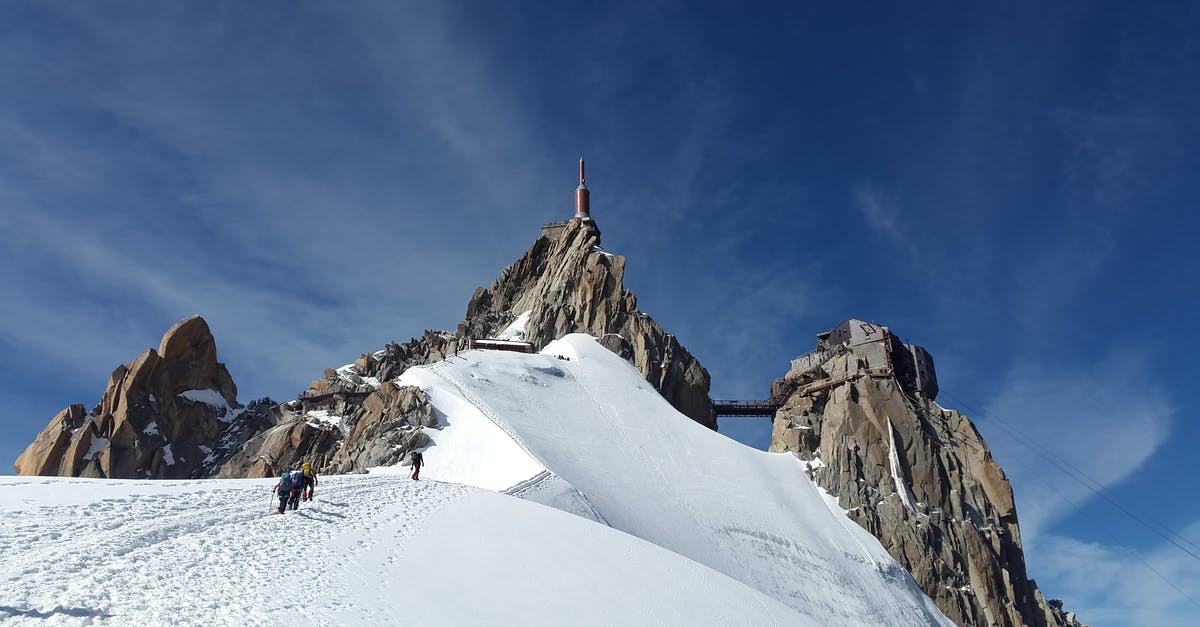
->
410, 450, 424, 481
273, 470, 296, 514
300, 462, 319, 502
286, 468, 305, 510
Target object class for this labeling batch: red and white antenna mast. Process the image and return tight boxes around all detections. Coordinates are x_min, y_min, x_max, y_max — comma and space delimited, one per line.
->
574, 157, 591, 220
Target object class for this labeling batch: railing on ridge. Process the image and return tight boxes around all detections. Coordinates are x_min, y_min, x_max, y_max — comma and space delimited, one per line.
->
712, 399, 778, 418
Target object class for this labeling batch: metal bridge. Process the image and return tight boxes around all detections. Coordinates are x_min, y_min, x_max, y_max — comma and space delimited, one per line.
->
296, 390, 374, 404
712, 399, 777, 418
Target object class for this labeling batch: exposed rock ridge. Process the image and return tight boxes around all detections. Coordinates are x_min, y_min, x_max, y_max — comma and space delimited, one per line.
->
15, 316, 280, 479
770, 324, 1086, 627
213, 381, 436, 479
18, 219, 715, 479
255, 218, 714, 476
457, 218, 715, 428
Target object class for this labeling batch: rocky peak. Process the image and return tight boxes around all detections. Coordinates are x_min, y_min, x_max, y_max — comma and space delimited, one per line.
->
459, 218, 715, 427
770, 319, 1086, 627
155, 316, 235, 397
15, 315, 269, 479
18, 218, 716, 481
246, 218, 715, 479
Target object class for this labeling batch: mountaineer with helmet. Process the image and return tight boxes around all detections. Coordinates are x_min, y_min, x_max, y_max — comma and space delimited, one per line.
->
299, 462, 319, 502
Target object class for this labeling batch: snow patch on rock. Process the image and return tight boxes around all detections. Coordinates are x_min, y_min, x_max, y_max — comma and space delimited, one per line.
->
494, 310, 533, 341
178, 389, 243, 423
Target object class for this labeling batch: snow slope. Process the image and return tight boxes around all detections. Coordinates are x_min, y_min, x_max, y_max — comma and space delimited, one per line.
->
401, 334, 951, 626
0, 475, 803, 626
1, 333, 951, 626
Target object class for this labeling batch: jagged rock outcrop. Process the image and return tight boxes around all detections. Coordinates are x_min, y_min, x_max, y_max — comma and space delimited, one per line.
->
14, 404, 90, 476
458, 218, 714, 428
19, 219, 714, 480
213, 413, 341, 479
325, 384, 435, 473
770, 319, 1086, 627
219, 368, 439, 478
326, 220, 714, 429
268, 218, 714, 476
333, 330, 460, 392
15, 316, 279, 479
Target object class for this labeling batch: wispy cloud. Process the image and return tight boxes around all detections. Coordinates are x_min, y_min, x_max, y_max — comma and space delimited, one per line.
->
0, 3, 568, 412
0, 206, 349, 393
852, 186, 919, 258
982, 347, 1173, 540
677, 257, 829, 398
1032, 527, 1200, 626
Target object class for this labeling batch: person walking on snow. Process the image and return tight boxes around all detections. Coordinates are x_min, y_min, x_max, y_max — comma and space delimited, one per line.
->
273, 470, 297, 514
410, 451, 424, 481
300, 462, 319, 502
286, 468, 305, 510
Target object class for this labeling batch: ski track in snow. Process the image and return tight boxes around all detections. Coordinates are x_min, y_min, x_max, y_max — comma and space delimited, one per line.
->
425, 359, 612, 523
426, 357, 541, 465
0, 476, 469, 626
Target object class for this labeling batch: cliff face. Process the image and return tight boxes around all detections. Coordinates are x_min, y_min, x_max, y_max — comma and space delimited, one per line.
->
18, 218, 713, 479
769, 321, 1085, 627
15, 316, 279, 478
264, 218, 715, 474
457, 218, 715, 428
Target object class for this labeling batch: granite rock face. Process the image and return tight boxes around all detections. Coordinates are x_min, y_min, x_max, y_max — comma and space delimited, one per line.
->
770, 325, 1086, 627
18, 219, 715, 480
15, 316, 276, 479
269, 218, 715, 476
459, 218, 715, 428
336, 331, 460, 392
326, 384, 435, 473
212, 411, 341, 479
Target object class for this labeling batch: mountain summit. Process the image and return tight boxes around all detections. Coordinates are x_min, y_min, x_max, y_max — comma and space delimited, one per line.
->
459, 217, 715, 427
4, 334, 954, 626
14, 316, 277, 478
770, 318, 1085, 627
16, 216, 714, 479
12, 200, 1084, 625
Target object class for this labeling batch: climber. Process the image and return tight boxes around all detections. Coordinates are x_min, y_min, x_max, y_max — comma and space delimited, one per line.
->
273, 470, 296, 514
286, 468, 305, 510
300, 462, 319, 502
410, 450, 424, 481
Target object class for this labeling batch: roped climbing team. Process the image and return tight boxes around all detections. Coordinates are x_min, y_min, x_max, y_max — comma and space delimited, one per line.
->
272, 462, 319, 514
271, 452, 425, 514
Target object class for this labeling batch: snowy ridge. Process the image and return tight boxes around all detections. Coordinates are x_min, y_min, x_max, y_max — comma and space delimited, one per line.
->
401, 334, 951, 626
1, 334, 951, 626
1, 475, 804, 626
396, 360, 544, 493
501, 469, 609, 524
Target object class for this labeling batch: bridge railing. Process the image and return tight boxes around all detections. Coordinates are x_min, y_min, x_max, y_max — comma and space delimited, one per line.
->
712, 399, 779, 417
712, 400, 775, 408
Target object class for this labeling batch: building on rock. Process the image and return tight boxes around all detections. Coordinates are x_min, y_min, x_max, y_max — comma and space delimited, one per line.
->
770, 319, 1085, 627
788, 318, 938, 401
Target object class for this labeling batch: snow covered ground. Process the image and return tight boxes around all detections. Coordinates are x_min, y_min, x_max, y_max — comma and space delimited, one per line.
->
403, 335, 950, 625
1, 334, 951, 626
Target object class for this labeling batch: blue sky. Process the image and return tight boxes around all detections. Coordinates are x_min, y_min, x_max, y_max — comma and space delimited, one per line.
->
1, 2, 1197, 623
